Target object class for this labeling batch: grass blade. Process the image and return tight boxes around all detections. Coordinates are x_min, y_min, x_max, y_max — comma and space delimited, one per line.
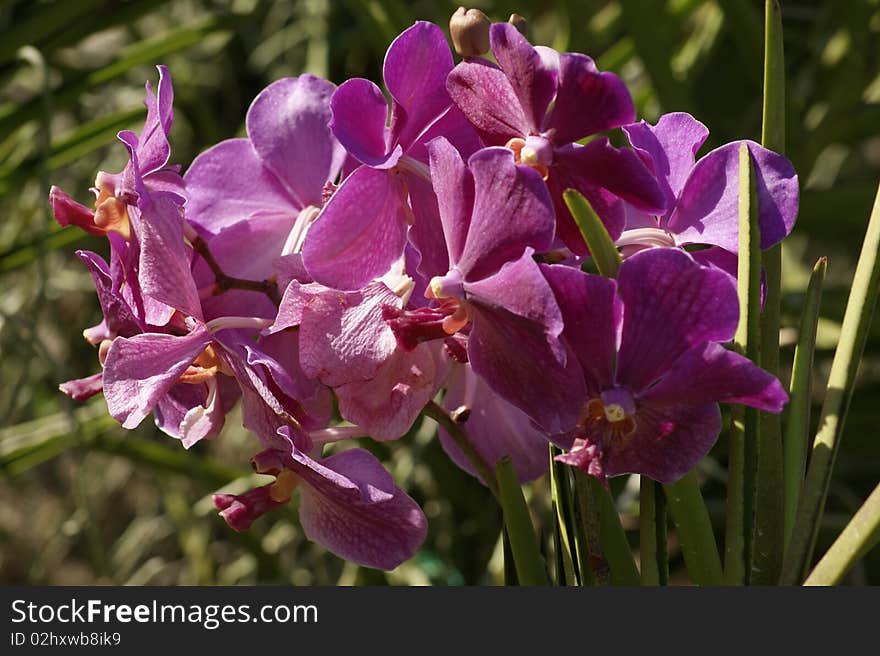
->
783, 257, 827, 553
496, 457, 548, 585
804, 482, 880, 586
563, 188, 621, 278
752, 0, 787, 585
782, 180, 880, 584
724, 143, 762, 585
665, 472, 724, 586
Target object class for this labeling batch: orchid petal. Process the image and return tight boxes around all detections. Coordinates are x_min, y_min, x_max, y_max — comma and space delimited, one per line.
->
616, 248, 739, 391
447, 58, 528, 146
301, 166, 409, 290
247, 75, 343, 208
330, 78, 398, 168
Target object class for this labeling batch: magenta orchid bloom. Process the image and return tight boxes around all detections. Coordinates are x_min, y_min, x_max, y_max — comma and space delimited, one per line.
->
214, 429, 427, 571
184, 75, 345, 319
617, 112, 799, 266
385, 138, 580, 434
301, 21, 480, 290
539, 248, 788, 483
447, 22, 665, 255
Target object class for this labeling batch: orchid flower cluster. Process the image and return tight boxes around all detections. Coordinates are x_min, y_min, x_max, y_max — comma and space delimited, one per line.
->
50, 13, 798, 572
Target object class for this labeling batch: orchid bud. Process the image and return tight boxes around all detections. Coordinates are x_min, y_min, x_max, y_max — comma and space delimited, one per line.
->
508, 13, 528, 36
450, 7, 491, 58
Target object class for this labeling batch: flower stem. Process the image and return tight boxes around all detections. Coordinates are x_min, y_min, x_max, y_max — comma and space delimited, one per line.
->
639, 477, 667, 585
782, 180, 880, 584
496, 457, 548, 585
725, 143, 763, 585
188, 231, 282, 307
550, 445, 580, 585
665, 472, 724, 586
575, 472, 640, 585
803, 482, 880, 586
783, 257, 826, 554
423, 400, 499, 498
752, 0, 788, 585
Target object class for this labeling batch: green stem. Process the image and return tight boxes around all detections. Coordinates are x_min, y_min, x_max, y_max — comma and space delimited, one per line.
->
752, 0, 787, 586
803, 482, 880, 586
783, 257, 827, 554
576, 473, 640, 585
496, 457, 548, 586
665, 472, 724, 586
724, 143, 763, 585
550, 445, 579, 585
782, 180, 880, 584
423, 401, 499, 499
639, 477, 659, 585
573, 471, 610, 584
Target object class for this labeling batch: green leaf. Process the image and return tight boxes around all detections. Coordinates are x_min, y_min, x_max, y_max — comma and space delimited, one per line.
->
665, 472, 724, 586
724, 142, 762, 585
783, 257, 827, 554
496, 457, 548, 586
563, 188, 621, 278
782, 180, 880, 584
804, 482, 880, 586
752, 0, 788, 586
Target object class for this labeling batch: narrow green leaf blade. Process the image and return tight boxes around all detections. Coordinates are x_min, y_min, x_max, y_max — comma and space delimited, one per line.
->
783, 257, 827, 554
496, 457, 548, 586
782, 180, 880, 584
804, 482, 880, 586
563, 188, 621, 278
665, 472, 724, 586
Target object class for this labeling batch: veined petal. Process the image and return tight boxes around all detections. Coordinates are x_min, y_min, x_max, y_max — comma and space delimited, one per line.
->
102, 324, 212, 429
301, 166, 409, 290
541, 263, 619, 394
247, 75, 343, 208
623, 112, 709, 215
299, 282, 402, 387
456, 147, 554, 280
554, 139, 667, 214
640, 342, 788, 411
293, 446, 428, 570
667, 140, 799, 251
335, 345, 437, 441
184, 138, 300, 236
384, 21, 454, 150
603, 401, 721, 483
440, 363, 550, 484
616, 248, 739, 391
427, 137, 474, 268
330, 78, 398, 168
447, 58, 528, 146
405, 171, 450, 282
60, 372, 104, 401
489, 22, 557, 134
547, 53, 634, 144
136, 65, 173, 175
75, 250, 143, 338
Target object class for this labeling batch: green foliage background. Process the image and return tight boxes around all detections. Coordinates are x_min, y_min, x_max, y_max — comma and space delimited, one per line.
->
1, 0, 878, 585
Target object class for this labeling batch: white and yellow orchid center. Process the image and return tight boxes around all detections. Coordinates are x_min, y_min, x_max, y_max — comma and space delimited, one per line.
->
92, 172, 131, 240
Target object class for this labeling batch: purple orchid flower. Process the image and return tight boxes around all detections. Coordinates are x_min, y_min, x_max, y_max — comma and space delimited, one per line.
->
537, 248, 787, 483
446, 22, 665, 255
617, 112, 799, 267
439, 363, 550, 485
384, 138, 582, 434
268, 271, 443, 441
301, 21, 481, 290
184, 74, 345, 318
214, 429, 427, 570
50, 65, 185, 328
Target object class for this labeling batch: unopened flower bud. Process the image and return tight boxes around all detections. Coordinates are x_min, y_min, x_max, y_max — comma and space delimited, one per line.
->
450, 7, 491, 58
508, 13, 528, 36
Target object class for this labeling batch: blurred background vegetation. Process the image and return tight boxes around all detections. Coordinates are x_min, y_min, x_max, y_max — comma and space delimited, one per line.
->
1, 0, 878, 585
